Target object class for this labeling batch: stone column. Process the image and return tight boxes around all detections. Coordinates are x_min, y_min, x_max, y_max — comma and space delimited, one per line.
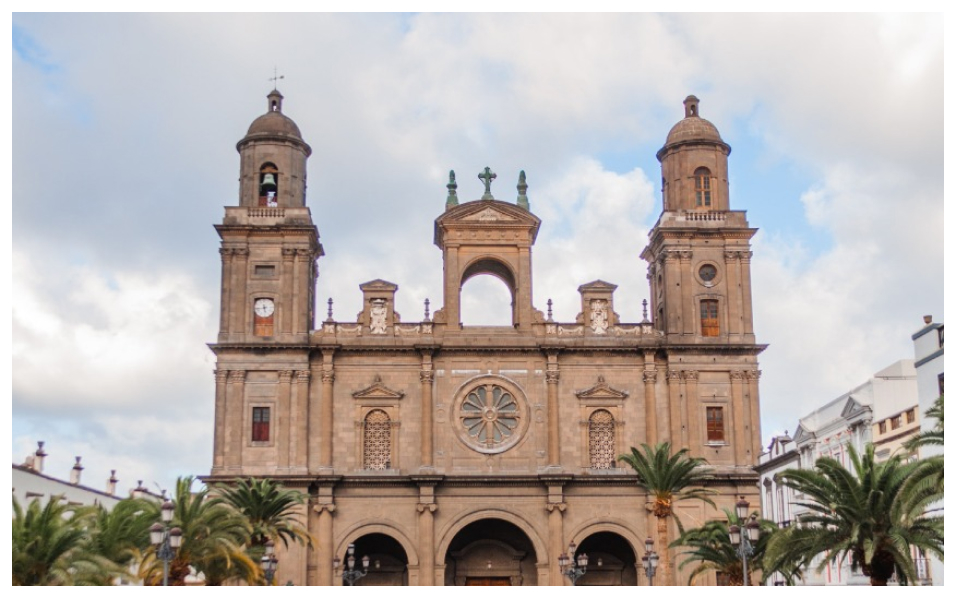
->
730, 370, 746, 464
678, 370, 688, 447
420, 350, 435, 469
663, 250, 681, 335
277, 370, 293, 470
643, 369, 658, 446
740, 251, 755, 336
417, 501, 437, 585
281, 248, 296, 335
684, 370, 700, 449
546, 352, 561, 466
517, 245, 533, 330
311, 501, 336, 586
445, 245, 460, 329
230, 248, 249, 336
293, 370, 310, 472
679, 250, 694, 336
308, 363, 323, 473
724, 250, 741, 338
212, 369, 228, 471
319, 349, 336, 470
218, 248, 232, 335
667, 369, 681, 445
225, 370, 246, 471
295, 249, 312, 335
746, 369, 762, 464
547, 501, 567, 585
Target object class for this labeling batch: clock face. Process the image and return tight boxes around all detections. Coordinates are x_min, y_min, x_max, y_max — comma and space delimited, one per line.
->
254, 298, 275, 317
699, 264, 717, 282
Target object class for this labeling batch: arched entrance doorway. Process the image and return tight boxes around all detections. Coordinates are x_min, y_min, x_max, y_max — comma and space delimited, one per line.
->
443, 519, 538, 586
347, 533, 409, 586
575, 531, 638, 586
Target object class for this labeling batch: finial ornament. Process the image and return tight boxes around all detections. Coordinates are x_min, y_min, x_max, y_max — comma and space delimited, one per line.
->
424, 298, 431, 321
642, 299, 649, 323
446, 170, 459, 208
269, 67, 284, 91
478, 167, 497, 200
326, 298, 334, 322
516, 170, 529, 210
547, 298, 553, 321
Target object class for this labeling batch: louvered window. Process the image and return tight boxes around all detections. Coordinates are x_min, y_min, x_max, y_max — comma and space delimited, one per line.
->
363, 409, 391, 470
588, 409, 615, 469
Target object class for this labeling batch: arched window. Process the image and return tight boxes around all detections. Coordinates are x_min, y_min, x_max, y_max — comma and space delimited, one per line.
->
259, 163, 279, 207
588, 409, 615, 469
363, 409, 391, 470
694, 167, 712, 207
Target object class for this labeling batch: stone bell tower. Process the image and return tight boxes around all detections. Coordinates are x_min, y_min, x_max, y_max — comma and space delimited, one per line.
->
215, 89, 323, 345
642, 96, 757, 345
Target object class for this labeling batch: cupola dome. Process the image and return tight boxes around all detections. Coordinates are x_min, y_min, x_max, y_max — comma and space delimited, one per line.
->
244, 89, 304, 139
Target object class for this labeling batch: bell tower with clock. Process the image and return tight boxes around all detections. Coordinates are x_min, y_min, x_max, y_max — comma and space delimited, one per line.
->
214, 88, 323, 345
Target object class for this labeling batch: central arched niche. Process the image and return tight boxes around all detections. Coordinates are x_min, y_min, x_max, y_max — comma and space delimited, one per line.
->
444, 519, 538, 586
459, 258, 517, 327
575, 531, 638, 586
348, 533, 410, 586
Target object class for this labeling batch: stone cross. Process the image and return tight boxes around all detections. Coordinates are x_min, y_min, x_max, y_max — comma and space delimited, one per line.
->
478, 167, 497, 200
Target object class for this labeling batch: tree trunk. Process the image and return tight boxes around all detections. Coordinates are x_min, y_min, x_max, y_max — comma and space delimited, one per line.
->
657, 515, 670, 585
870, 577, 889, 586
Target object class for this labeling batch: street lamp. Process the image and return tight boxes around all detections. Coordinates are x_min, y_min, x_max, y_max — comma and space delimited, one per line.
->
641, 536, 659, 586
334, 543, 370, 586
729, 496, 761, 586
149, 498, 183, 586
260, 539, 278, 585
558, 541, 589, 585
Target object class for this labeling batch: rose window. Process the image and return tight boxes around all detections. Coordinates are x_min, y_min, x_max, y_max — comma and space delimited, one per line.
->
460, 384, 520, 449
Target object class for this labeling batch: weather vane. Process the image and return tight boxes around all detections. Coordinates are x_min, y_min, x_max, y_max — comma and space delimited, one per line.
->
269, 66, 284, 90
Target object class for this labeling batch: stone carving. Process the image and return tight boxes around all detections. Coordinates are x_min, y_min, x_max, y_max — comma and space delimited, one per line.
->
369, 299, 388, 334
227, 370, 246, 383
395, 324, 420, 335
321, 371, 335, 384
642, 370, 657, 384
589, 300, 609, 335
557, 326, 584, 336
545, 370, 560, 384
683, 370, 699, 381
420, 370, 435, 384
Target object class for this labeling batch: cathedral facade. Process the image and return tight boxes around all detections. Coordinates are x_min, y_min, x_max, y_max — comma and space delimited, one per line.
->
205, 91, 764, 586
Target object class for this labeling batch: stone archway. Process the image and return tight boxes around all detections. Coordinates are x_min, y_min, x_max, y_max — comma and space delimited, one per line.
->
442, 518, 539, 586
573, 531, 639, 586
340, 532, 410, 586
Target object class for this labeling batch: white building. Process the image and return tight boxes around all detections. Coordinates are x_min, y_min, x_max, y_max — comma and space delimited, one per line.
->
12, 441, 155, 511
912, 315, 943, 586
756, 359, 923, 585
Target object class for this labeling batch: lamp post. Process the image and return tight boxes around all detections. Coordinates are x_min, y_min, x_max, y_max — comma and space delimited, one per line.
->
149, 498, 183, 586
260, 539, 278, 585
729, 496, 761, 586
641, 536, 659, 586
558, 541, 589, 585
334, 543, 370, 586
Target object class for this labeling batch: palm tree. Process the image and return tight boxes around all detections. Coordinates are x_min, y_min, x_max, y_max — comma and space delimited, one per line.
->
619, 442, 716, 585
12, 496, 121, 585
672, 508, 789, 585
143, 476, 259, 586
765, 444, 944, 586
85, 498, 158, 584
217, 477, 313, 550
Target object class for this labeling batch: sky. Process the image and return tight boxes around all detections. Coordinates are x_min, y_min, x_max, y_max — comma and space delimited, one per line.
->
9, 12, 946, 495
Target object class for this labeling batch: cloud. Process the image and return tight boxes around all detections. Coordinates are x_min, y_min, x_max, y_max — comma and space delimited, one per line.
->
11, 13, 942, 485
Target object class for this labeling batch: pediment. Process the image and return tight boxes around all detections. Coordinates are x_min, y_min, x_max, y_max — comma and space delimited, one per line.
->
791, 424, 811, 443
435, 199, 541, 247
575, 376, 629, 401
462, 207, 517, 222
840, 396, 869, 419
359, 279, 399, 292
578, 280, 619, 292
352, 376, 405, 401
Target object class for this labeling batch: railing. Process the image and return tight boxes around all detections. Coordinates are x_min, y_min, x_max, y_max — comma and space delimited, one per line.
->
248, 207, 285, 218
681, 210, 727, 222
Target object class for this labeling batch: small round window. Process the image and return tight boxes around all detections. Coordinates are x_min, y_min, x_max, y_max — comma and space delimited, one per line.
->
699, 264, 717, 282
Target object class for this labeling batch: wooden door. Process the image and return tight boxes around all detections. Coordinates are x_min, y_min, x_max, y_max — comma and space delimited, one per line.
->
466, 577, 511, 586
